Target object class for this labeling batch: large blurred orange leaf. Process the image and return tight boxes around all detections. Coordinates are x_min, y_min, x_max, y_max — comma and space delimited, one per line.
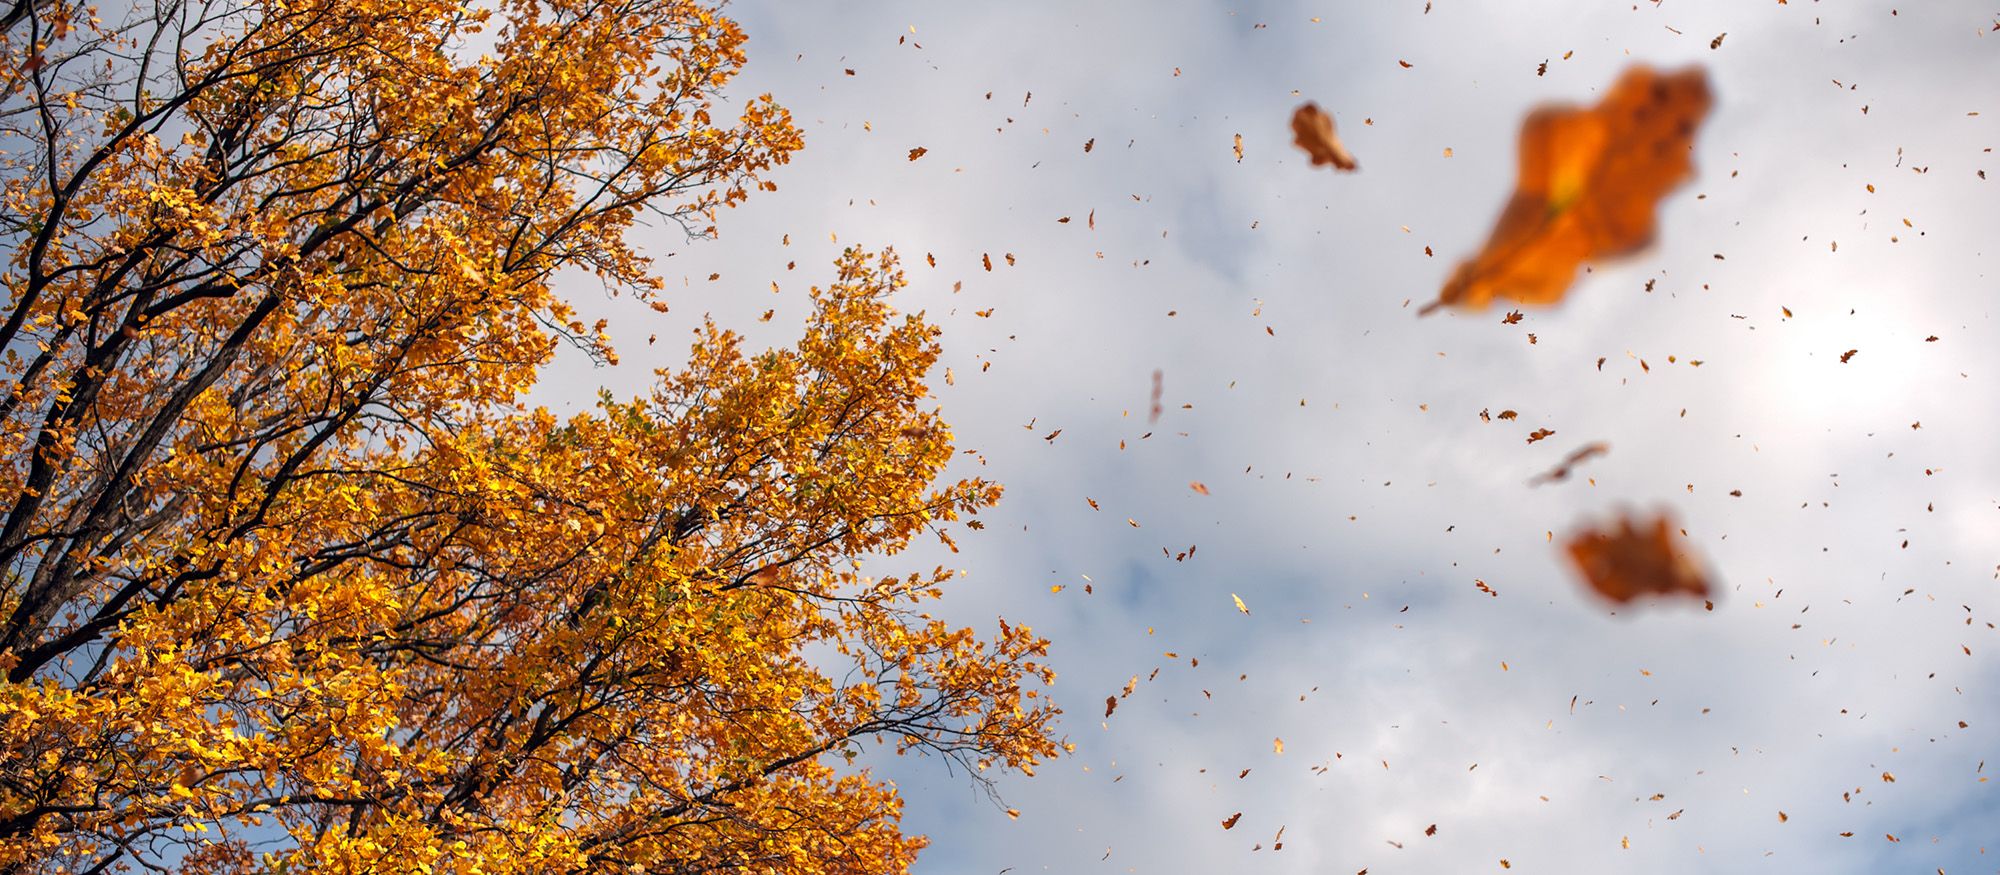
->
1562, 508, 1714, 605
1424, 65, 1712, 314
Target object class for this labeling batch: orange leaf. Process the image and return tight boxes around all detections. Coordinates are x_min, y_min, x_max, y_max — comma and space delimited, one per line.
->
1290, 103, 1359, 171
1425, 65, 1712, 313
1562, 508, 1714, 604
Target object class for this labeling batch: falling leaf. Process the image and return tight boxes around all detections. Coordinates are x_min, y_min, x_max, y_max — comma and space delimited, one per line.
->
1475, 579, 1498, 597
982, 253, 993, 272
1233, 594, 1251, 615
908, 146, 928, 161
1526, 428, 1555, 444
1530, 442, 1611, 486
1840, 349, 1858, 363
1290, 103, 1360, 171
1222, 813, 1242, 830
1882, 771, 1895, 782
1399, 60, 1414, 68
1425, 824, 1438, 836
1273, 737, 1284, 754
1778, 811, 1788, 823
1005, 253, 1016, 266
1234, 133, 1244, 162
1498, 410, 1519, 420
1710, 32, 1727, 49
1104, 696, 1117, 717
1149, 369, 1163, 423
1424, 65, 1713, 313
1502, 310, 1524, 324
1563, 508, 1715, 604
1500, 862, 1511, 869
1190, 481, 1210, 495
1085, 138, 1096, 152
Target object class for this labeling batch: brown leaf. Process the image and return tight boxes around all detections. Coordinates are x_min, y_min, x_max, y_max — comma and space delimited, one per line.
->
1424, 65, 1712, 314
1526, 428, 1555, 444
1425, 824, 1438, 836
1398, 60, 1414, 68
1222, 813, 1242, 830
1562, 508, 1714, 604
1502, 310, 1524, 324
1290, 103, 1359, 171
1190, 481, 1210, 495
1498, 410, 1519, 420
1840, 349, 1858, 363
1529, 441, 1610, 486
1104, 696, 1117, 718
908, 146, 928, 160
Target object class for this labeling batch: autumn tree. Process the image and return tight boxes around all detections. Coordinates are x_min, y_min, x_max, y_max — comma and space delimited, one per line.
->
0, 0, 1060, 872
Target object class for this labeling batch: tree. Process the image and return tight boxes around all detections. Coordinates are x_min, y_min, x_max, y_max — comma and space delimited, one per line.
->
0, 0, 1061, 871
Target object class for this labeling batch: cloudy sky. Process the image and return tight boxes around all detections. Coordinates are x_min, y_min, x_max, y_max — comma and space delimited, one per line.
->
542, 1, 1999, 871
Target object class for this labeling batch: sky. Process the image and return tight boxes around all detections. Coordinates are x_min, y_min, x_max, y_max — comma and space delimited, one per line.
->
539, 1, 2000, 871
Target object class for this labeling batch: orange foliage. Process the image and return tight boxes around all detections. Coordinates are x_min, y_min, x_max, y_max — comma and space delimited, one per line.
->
1425, 66, 1712, 314
0, 2, 1056, 872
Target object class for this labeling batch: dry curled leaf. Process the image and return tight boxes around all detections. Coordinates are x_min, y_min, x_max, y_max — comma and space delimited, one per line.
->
1290, 102, 1359, 171
1529, 441, 1610, 486
1526, 428, 1555, 444
1222, 813, 1243, 830
1190, 481, 1210, 495
1563, 508, 1714, 604
1424, 65, 1712, 314
907, 146, 928, 160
